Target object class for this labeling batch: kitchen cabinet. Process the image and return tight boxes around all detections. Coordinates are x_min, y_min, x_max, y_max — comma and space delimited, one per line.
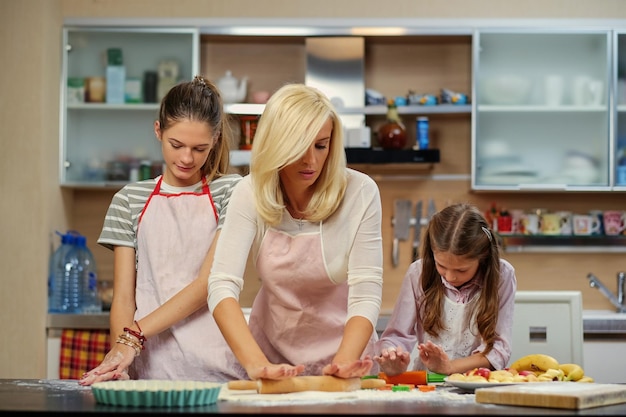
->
615, 31, 626, 189
60, 27, 199, 188
201, 33, 472, 170
473, 29, 612, 191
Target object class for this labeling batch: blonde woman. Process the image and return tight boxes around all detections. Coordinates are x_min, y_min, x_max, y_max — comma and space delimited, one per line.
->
208, 83, 383, 381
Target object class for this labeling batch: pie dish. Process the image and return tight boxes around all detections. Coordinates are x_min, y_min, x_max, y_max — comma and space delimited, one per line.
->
91, 380, 223, 407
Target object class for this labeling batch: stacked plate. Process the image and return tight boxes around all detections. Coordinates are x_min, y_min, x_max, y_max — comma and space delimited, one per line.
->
91, 380, 223, 407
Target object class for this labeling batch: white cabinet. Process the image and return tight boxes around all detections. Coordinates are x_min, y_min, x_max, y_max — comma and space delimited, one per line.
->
473, 30, 612, 191
60, 27, 199, 187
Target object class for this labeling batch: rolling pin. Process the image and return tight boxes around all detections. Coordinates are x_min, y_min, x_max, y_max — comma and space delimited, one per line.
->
227, 376, 386, 394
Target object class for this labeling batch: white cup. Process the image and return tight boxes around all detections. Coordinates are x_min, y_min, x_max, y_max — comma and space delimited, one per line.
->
572, 76, 592, 106
587, 79, 604, 106
544, 75, 564, 106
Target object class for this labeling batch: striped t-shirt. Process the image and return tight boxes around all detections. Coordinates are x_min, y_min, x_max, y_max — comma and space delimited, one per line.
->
98, 174, 242, 252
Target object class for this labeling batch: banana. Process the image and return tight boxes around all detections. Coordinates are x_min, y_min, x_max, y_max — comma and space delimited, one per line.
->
537, 368, 565, 381
509, 354, 560, 373
559, 363, 585, 381
577, 376, 595, 383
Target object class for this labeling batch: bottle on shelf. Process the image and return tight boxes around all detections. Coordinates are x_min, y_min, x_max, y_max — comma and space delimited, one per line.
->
48, 230, 79, 313
48, 231, 101, 314
415, 116, 430, 150
75, 235, 102, 314
377, 99, 406, 150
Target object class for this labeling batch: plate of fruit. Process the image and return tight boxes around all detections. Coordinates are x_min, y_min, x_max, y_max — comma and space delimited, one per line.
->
444, 354, 591, 392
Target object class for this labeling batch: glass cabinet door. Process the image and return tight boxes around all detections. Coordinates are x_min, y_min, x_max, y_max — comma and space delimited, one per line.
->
615, 31, 626, 189
472, 30, 611, 191
60, 27, 199, 187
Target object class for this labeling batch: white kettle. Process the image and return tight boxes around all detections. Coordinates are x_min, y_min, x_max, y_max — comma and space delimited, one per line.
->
216, 70, 248, 103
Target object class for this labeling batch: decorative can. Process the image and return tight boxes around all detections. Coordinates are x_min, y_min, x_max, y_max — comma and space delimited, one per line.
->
416, 117, 429, 150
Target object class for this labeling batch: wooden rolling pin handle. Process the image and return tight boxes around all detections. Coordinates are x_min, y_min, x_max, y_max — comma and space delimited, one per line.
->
227, 376, 386, 393
227, 380, 258, 391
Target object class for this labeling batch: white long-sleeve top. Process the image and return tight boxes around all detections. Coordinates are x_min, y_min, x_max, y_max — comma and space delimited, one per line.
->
208, 168, 383, 328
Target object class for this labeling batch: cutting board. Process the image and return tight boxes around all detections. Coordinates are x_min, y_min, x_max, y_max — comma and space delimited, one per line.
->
475, 383, 626, 410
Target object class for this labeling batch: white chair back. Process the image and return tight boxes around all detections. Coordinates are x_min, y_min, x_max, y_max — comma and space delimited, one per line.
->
511, 290, 584, 367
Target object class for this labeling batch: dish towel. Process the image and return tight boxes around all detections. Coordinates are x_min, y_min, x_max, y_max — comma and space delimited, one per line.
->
59, 329, 110, 379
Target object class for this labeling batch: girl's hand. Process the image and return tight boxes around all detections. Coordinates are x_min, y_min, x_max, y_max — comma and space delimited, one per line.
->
417, 340, 450, 374
77, 345, 135, 386
373, 346, 410, 376
322, 356, 373, 379
247, 363, 306, 381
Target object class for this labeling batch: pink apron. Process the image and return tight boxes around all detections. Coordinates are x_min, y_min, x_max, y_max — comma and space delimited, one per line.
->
132, 176, 239, 381
249, 224, 376, 376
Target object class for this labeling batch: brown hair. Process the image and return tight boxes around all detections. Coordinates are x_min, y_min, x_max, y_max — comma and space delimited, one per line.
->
158, 75, 233, 179
419, 203, 501, 355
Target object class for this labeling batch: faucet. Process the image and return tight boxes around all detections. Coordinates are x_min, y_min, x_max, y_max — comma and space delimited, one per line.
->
587, 272, 626, 313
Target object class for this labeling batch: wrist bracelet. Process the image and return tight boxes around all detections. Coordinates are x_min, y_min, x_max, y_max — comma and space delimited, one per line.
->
123, 327, 146, 344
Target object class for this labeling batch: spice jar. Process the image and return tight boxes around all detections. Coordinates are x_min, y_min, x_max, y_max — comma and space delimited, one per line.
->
239, 115, 259, 150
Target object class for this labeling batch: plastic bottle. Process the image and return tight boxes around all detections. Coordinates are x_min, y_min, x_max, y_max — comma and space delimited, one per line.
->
48, 230, 79, 313
75, 235, 102, 314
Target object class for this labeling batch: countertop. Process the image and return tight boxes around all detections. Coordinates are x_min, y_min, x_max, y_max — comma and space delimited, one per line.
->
2, 379, 626, 415
47, 310, 626, 336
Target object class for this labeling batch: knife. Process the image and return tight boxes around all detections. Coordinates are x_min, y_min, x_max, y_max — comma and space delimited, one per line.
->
392, 199, 412, 268
426, 198, 436, 224
411, 200, 423, 262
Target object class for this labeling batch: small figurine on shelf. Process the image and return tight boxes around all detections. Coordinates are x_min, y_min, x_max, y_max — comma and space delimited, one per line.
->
377, 99, 406, 150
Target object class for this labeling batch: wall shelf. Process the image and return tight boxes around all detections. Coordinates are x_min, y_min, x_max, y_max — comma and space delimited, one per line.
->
500, 234, 626, 253
345, 148, 440, 164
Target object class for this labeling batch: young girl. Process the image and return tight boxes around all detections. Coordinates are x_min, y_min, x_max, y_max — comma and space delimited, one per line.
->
375, 203, 517, 376
79, 76, 242, 385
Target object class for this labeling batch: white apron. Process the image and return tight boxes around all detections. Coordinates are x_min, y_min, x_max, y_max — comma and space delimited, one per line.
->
412, 293, 480, 371
131, 176, 239, 381
249, 223, 377, 376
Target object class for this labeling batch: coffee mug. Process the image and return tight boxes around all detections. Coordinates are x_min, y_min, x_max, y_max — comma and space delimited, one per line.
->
556, 211, 573, 235
521, 213, 540, 235
509, 209, 525, 234
541, 213, 562, 235
497, 215, 513, 234
588, 210, 604, 235
603, 210, 626, 236
572, 214, 593, 236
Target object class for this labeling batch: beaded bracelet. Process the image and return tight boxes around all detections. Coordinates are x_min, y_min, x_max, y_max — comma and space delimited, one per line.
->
116, 334, 142, 357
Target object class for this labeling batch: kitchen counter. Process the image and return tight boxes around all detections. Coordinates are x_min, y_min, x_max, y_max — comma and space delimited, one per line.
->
48, 310, 626, 335
2, 379, 626, 415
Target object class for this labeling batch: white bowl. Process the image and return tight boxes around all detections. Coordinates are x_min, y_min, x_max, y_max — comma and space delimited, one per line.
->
481, 76, 532, 105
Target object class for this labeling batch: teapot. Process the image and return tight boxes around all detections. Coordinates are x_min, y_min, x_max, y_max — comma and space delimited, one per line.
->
216, 70, 248, 103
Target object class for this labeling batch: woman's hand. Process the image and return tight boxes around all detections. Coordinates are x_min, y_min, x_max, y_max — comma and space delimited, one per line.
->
247, 363, 306, 381
77, 344, 135, 386
373, 346, 410, 376
322, 356, 373, 379
417, 340, 451, 375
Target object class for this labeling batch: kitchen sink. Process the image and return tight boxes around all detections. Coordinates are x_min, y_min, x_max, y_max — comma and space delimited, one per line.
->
583, 310, 626, 334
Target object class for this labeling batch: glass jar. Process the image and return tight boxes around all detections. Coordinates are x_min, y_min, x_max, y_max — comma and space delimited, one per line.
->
377, 100, 406, 149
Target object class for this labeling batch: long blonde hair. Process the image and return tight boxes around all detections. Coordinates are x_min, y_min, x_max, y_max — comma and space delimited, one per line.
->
250, 84, 347, 226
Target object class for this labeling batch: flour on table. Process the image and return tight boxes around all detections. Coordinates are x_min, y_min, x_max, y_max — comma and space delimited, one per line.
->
218, 386, 474, 406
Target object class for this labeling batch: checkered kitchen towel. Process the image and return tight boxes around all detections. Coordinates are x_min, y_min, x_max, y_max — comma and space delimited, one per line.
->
59, 329, 110, 379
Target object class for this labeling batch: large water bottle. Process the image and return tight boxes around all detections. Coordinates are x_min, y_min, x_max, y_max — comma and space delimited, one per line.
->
74, 235, 102, 314
48, 230, 79, 313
